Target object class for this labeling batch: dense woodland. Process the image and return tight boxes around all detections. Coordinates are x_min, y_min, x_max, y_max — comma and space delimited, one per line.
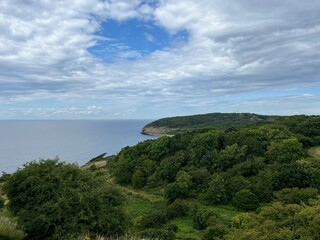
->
1, 114, 320, 239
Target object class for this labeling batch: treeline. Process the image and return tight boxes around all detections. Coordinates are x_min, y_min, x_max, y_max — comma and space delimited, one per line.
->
109, 116, 320, 238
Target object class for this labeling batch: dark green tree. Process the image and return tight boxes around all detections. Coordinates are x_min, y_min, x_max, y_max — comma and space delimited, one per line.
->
0, 195, 4, 209
132, 169, 146, 188
232, 189, 259, 211
4, 159, 129, 239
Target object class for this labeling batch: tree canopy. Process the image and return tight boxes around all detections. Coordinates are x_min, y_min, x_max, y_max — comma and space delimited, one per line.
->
3, 159, 129, 240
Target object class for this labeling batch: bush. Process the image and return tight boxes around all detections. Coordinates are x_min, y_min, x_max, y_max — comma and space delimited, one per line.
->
191, 204, 219, 230
232, 189, 259, 211
167, 199, 190, 218
0, 196, 4, 209
137, 211, 168, 230
138, 228, 175, 240
203, 225, 228, 240
132, 170, 146, 188
164, 183, 183, 203
164, 223, 178, 232
3, 159, 130, 239
274, 188, 318, 204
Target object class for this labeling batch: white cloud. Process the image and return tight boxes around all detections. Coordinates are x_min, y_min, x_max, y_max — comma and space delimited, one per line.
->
0, 0, 319, 118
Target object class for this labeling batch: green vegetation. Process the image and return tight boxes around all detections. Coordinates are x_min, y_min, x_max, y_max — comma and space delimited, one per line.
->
110, 114, 320, 239
1, 113, 320, 239
0, 211, 24, 240
142, 112, 278, 135
2, 159, 129, 239
309, 146, 320, 159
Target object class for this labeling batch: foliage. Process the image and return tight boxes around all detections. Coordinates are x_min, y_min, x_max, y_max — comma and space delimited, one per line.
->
0, 196, 4, 209
143, 113, 278, 135
232, 189, 259, 211
137, 211, 168, 230
206, 174, 228, 204
132, 170, 146, 189
112, 114, 320, 214
138, 228, 175, 240
3, 159, 130, 239
226, 201, 320, 239
266, 138, 306, 163
167, 199, 190, 218
273, 187, 318, 204
4, 113, 320, 240
203, 225, 228, 240
191, 204, 219, 230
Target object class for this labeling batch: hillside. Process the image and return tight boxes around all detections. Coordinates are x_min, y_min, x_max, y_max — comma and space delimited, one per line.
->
141, 112, 279, 136
1, 114, 320, 239
108, 114, 320, 239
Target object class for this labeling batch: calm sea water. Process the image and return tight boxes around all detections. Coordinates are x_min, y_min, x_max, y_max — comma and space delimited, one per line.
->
0, 120, 156, 173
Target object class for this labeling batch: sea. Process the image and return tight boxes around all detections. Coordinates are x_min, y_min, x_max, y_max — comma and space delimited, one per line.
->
0, 120, 156, 173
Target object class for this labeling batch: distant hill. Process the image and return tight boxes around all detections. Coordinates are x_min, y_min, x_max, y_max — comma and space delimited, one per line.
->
142, 112, 279, 136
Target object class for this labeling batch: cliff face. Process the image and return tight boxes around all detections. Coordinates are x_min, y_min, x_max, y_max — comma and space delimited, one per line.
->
141, 126, 176, 136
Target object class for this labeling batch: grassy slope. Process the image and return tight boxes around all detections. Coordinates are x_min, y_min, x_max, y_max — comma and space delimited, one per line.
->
118, 183, 241, 240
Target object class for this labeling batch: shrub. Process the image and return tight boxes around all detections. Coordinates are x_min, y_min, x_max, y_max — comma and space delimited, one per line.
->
167, 199, 190, 218
137, 211, 168, 230
191, 204, 219, 230
274, 188, 318, 204
164, 183, 183, 203
3, 159, 130, 239
138, 228, 175, 240
164, 223, 178, 232
232, 189, 259, 211
203, 225, 228, 240
0, 196, 4, 209
132, 170, 146, 188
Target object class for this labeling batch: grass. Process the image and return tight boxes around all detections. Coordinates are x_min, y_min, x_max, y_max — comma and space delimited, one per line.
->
120, 184, 243, 239
168, 204, 241, 240
309, 146, 320, 159
169, 217, 202, 240
124, 195, 161, 221
0, 213, 24, 240
199, 204, 242, 223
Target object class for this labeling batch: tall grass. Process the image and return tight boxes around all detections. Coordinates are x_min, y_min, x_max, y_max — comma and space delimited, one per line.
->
0, 216, 24, 240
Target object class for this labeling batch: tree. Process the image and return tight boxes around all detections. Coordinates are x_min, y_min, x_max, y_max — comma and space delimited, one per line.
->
164, 171, 192, 202
190, 204, 219, 230
232, 189, 259, 211
266, 138, 306, 163
273, 187, 318, 204
4, 159, 129, 239
206, 173, 229, 204
217, 144, 247, 171
132, 169, 146, 188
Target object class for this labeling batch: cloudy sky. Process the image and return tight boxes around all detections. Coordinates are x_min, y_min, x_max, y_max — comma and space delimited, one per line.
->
0, 0, 319, 119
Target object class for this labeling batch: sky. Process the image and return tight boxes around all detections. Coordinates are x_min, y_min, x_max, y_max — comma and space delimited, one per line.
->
0, 0, 319, 119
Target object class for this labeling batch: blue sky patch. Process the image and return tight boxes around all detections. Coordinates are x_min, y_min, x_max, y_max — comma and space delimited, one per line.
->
88, 19, 189, 62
